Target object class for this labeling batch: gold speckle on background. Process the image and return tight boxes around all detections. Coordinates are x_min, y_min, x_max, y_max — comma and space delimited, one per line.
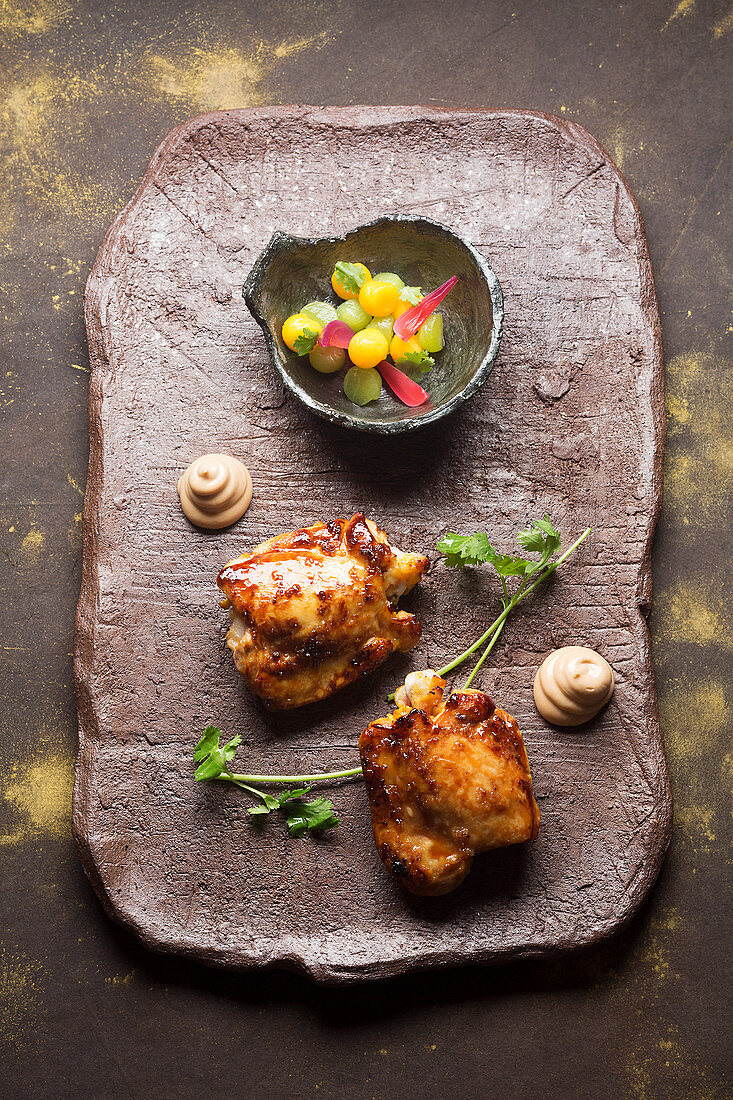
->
712, 6, 733, 36
676, 803, 716, 845
659, 679, 728, 761
19, 526, 44, 565
0, 0, 77, 39
606, 124, 632, 171
602, 122, 649, 182
0, 947, 38, 1047
667, 351, 732, 450
594, 106, 664, 208
0, 20, 338, 239
662, 0, 696, 30
0, 66, 117, 232
658, 351, 732, 681
137, 28, 336, 112
104, 971, 135, 986
1, 754, 74, 844
140, 47, 264, 112
622, 910, 725, 1097
653, 577, 730, 648
273, 30, 335, 58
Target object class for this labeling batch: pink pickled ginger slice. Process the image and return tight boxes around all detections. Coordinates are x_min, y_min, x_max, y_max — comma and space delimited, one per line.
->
377, 360, 429, 407
393, 276, 458, 340
318, 320, 354, 349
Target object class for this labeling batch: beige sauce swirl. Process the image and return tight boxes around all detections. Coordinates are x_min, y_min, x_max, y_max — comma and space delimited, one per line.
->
533, 646, 614, 726
177, 453, 253, 530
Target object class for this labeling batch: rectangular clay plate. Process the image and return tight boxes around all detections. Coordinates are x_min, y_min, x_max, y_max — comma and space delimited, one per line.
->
74, 106, 671, 982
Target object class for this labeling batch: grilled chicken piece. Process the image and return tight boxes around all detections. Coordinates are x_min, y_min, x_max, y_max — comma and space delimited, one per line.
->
217, 513, 428, 710
359, 670, 540, 895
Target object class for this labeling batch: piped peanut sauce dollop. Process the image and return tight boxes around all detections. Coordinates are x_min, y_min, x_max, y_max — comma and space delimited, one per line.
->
177, 453, 252, 530
533, 646, 614, 726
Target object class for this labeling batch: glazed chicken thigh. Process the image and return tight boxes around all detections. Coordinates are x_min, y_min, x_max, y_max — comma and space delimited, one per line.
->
359, 671, 540, 895
217, 513, 428, 710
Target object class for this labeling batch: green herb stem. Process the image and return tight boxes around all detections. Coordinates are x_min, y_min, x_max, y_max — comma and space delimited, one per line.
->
223, 766, 363, 784
193, 727, 354, 835
462, 617, 507, 689
436, 604, 512, 677
460, 526, 591, 688
385, 609, 509, 703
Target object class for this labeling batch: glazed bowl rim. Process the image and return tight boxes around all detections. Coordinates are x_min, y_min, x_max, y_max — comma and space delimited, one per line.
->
243, 214, 504, 434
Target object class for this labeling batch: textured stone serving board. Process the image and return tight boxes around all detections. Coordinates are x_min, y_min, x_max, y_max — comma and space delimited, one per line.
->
74, 106, 670, 982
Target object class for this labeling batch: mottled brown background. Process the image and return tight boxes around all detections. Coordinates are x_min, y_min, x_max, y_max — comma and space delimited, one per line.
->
0, 1, 730, 1097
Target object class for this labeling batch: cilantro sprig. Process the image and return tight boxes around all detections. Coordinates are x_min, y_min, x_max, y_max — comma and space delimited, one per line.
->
396, 349, 435, 380
193, 726, 360, 837
247, 786, 339, 837
434, 517, 591, 688
334, 261, 368, 295
293, 329, 319, 356
399, 285, 423, 305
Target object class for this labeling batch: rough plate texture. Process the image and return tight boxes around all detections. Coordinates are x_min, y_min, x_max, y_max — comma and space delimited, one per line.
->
74, 105, 670, 983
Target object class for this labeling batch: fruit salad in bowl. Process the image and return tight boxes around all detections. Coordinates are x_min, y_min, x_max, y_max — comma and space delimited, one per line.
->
243, 215, 503, 434
281, 262, 457, 409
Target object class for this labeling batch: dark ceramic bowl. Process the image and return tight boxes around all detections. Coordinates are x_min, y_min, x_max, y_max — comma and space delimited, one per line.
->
243, 216, 503, 433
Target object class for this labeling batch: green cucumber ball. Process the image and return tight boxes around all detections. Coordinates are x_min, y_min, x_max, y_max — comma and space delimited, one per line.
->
343, 365, 382, 405
418, 313, 444, 353
336, 299, 371, 332
302, 300, 337, 327
365, 317, 394, 346
372, 272, 405, 290
309, 345, 346, 374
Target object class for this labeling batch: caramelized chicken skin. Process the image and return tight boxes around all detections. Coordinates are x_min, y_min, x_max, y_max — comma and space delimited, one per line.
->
217, 513, 428, 710
359, 670, 540, 895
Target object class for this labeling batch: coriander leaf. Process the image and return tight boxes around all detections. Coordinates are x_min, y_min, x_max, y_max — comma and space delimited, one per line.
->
194, 727, 242, 781
193, 725, 229, 780
431, 518, 591, 693
286, 813, 310, 838
246, 785, 338, 837
275, 787, 311, 805
285, 795, 339, 837
245, 789, 282, 815
334, 261, 368, 294
397, 354, 434, 383
436, 532, 470, 568
460, 533, 496, 566
194, 746, 227, 781
293, 329, 318, 355
400, 285, 423, 305
223, 733, 242, 762
193, 725, 222, 762
400, 363, 432, 383
517, 515, 561, 557
491, 553, 531, 577
516, 526, 546, 554
396, 350, 435, 380
437, 531, 496, 568
536, 516, 561, 540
